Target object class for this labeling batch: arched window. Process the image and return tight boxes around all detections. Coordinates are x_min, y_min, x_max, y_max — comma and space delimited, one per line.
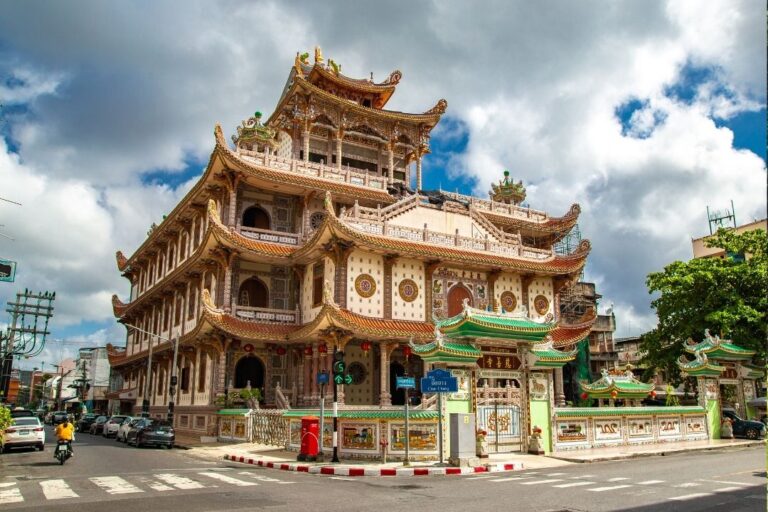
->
234, 356, 265, 389
242, 206, 271, 230
238, 278, 268, 308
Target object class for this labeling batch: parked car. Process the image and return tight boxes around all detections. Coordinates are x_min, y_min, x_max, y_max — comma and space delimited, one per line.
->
126, 419, 175, 448
35, 409, 48, 421
2, 416, 45, 452
51, 411, 69, 425
116, 417, 139, 442
103, 415, 129, 438
89, 415, 108, 435
722, 408, 766, 439
76, 413, 97, 433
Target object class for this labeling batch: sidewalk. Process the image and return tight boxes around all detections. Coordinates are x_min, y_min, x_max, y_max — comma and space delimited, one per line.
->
177, 437, 763, 477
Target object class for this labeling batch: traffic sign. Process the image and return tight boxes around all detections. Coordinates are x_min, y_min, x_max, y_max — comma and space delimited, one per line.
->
344, 374, 353, 385
317, 371, 329, 385
421, 368, 458, 393
396, 376, 416, 389
334, 374, 344, 385
333, 360, 346, 375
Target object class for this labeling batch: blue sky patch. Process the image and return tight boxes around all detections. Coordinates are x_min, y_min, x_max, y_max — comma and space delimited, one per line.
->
614, 98, 666, 139
420, 116, 475, 193
140, 157, 206, 189
717, 108, 767, 162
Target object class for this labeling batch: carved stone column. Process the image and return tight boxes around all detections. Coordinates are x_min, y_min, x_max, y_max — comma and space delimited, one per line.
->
336, 133, 343, 170
302, 129, 310, 162
424, 261, 441, 322
379, 342, 396, 406
553, 366, 566, 407
416, 154, 423, 192
303, 347, 312, 406
487, 269, 501, 309
521, 274, 534, 314
311, 342, 319, 404
387, 144, 395, 185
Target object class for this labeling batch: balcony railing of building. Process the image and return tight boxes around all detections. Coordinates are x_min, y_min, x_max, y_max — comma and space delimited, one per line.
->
237, 149, 391, 191
440, 191, 549, 222
231, 304, 300, 325
238, 226, 302, 246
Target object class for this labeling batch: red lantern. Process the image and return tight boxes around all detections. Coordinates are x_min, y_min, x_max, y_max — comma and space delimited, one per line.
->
304, 346, 313, 356
402, 345, 412, 359
580, 392, 589, 400
276, 346, 287, 356
610, 389, 618, 399
361, 341, 372, 354
650, 390, 657, 398
318, 344, 328, 354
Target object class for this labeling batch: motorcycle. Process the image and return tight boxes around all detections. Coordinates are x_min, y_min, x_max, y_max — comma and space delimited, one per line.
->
55, 440, 72, 465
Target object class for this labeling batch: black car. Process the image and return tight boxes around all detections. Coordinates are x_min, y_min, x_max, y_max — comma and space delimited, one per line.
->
9, 408, 35, 419
76, 413, 97, 433
89, 415, 108, 435
723, 409, 766, 439
126, 419, 175, 448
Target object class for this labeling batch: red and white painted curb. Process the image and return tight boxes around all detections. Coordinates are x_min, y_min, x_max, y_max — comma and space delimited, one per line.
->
225, 454, 522, 477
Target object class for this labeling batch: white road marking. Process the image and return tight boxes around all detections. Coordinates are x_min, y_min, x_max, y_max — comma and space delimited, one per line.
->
0, 488, 23, 504
198, 472, 256, 487
674, 482, 702, 488
608, 477, 629, 482
545, 472, 566, 476
155, 474, 205, 490
329, 477, 355, 481
553, 481, 594, 488
90, 476, 144, 495
147, 482, 173, 491
465, 475, 494, 480
669, 492, 713, 501
637, 480, 665, 485
520, 479, 564, 485
588, 484, 632, 492
489, 476, 531, 482
237, 472, 286, 483
40, 479, 79, 500
570, 474, 595, 479
0, 483, 17, 488
714, 486, 745, 493
701, 479, 752, 486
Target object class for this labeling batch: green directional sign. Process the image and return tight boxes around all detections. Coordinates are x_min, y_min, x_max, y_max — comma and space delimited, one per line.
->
333, 361, 346, 375
344, 374, 353, 385
334, 374, 344, 385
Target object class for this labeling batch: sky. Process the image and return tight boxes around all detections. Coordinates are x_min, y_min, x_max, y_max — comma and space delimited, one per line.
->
0, 0, 765, 371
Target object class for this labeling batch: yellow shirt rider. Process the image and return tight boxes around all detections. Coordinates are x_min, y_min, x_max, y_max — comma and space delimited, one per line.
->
55, 419, 75, 455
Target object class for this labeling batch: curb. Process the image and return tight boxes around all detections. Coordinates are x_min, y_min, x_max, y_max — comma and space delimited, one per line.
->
224, 454, 522, 477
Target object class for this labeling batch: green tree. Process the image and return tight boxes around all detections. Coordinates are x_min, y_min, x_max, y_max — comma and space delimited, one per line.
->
640, 228, 767, 384
0, 407, 12, 445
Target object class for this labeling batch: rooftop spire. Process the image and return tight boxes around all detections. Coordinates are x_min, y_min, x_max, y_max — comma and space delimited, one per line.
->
490, 170, 526, 205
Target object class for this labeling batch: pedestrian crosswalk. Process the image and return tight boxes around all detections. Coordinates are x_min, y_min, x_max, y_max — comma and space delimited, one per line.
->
0, 470, 295, 505
463, 470, 760, 502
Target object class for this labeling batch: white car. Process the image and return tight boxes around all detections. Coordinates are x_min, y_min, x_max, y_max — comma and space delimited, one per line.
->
2, 416, 45, 452
103, 415, 130, 438
116, 417, 139, 442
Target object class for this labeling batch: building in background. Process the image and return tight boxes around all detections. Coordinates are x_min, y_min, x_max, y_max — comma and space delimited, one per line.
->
75, 347, 112, 413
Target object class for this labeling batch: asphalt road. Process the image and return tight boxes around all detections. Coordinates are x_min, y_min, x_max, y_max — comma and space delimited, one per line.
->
1, 425, 764, 512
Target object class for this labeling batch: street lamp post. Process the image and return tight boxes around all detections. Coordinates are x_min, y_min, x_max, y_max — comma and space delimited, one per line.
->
121, 323, 176, 422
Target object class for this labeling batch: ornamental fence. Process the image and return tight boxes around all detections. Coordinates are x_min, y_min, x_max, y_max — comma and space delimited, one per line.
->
250, 409, 290, 447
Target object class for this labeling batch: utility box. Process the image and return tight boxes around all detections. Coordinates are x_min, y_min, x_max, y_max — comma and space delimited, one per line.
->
449, 413, 479, 467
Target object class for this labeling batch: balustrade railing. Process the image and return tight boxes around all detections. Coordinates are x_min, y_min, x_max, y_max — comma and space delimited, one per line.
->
440, 190, 548, 222
237, 149, 391, 191
249, 409, 290, 446
238, 226, 301, 246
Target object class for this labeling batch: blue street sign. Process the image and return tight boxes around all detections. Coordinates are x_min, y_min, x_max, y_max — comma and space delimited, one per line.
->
396, 376, 416, 389
0, 259, 16, 283
317, 371, 329, 385
421, 369, 458, 393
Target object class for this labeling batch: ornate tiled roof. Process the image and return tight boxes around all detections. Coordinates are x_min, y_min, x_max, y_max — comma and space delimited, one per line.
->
684, 329, 756, 361
207, 200, 299, 258
677, 350, 726, 377
548, 309, 597, 348
581, 367, 655, 398
530, 337, 578, 368
408, 329, 482, 363
437, 303, 554, 342
283, 409, 439, 420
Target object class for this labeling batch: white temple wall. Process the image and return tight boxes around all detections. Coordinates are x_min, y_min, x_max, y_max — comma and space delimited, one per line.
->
494, 272, 523, 313
392, 258, 425, 321
393, 206, 493, 240
347, 249, 383, 317
342, 344, 375, 405
528, 277, 554, 319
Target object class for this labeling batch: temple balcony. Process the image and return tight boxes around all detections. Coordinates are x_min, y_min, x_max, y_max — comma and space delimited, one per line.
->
237, 149, 391, 191
440, 190, 549, 222
237, 225, 302, 246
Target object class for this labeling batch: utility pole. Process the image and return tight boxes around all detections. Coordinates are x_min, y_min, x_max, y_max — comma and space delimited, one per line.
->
1, 290, 55, 401
167, 337, 179, 425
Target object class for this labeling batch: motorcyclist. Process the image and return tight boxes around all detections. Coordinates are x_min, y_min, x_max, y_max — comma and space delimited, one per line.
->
54, 418, 75, 457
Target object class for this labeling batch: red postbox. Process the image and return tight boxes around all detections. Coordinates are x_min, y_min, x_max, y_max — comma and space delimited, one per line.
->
297, 416, 320, 461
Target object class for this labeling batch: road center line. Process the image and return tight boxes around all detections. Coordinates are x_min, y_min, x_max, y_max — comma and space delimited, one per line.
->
553, 481, 594, 488
637, 480, 665, 485
520, 479, 564, 485
40, 479, 79, 499
608, 477, 629, 482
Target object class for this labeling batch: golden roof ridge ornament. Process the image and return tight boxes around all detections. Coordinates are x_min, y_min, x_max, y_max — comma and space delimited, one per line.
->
314, 46, 324, 64
490, 170, 526, 205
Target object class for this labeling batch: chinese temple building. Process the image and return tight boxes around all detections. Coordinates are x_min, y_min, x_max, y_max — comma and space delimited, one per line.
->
579, 367, 655, 406
109, 49, 594, 456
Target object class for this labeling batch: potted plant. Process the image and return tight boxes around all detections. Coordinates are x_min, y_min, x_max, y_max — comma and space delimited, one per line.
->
239, 388, 262, 410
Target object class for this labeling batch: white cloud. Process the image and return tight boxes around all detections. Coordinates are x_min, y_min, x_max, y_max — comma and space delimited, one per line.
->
0, 0, 764, 348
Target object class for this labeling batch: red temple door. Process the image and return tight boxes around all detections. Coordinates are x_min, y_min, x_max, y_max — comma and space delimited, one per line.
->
447, 284, 473, 317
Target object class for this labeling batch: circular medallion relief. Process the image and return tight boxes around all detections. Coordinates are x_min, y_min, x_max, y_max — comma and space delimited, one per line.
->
398, 279, 419, 302
347, 362, 367, 385
354, 274, 377, 298
500, 291, 517, 312
309, 211, 326, 230
533, 294, 550, 315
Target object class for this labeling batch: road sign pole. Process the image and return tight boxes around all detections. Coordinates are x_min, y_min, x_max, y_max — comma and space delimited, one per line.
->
404, 386, 410, 466
438, 392, 444, 465
332, 347, 339, 463
319, 382, 325, 455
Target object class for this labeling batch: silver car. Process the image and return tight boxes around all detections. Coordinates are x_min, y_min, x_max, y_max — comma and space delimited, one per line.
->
103, 415, 129, 438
